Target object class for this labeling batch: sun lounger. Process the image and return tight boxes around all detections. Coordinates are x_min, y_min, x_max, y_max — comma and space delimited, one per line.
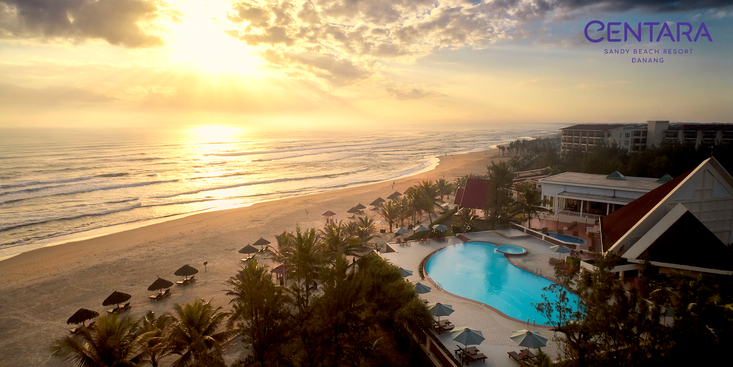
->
521, 349, 538, 362
455, 346, 479, 356
177, 276, 196, 286
434, 320, 454, 334
508, 351, 524, 363
119, 303, 131, 312
463, 353, 487, 365
149, 293, 162, 300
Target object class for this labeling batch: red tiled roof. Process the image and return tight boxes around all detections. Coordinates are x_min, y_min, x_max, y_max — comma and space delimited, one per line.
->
454, 188, 464, 205
455, 178, 489, 209
601, 169, 693, 252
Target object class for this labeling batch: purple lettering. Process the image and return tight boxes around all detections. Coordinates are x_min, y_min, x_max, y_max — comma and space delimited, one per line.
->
644, 22, 660, 42
694, 23, 712, 42
585, 20, 605, 43
677, 22, 693, 42
624, 23, 641, 42
656, 23, 675, 42
608, 22, 622, 42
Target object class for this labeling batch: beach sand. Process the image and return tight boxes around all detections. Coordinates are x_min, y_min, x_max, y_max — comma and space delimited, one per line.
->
0, 149, 505, 366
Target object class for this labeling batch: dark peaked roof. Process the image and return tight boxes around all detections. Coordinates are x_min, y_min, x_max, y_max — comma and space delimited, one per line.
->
454, 188, 464, 205
641, 211, 733, 272
454, 178, 489, 209
601, 169, 693, 252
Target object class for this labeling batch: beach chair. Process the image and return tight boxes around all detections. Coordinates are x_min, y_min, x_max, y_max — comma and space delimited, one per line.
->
120, 303, 132, 312
162, 289, 171, 298
462, 353, 487, 365
149, 293, 162, 301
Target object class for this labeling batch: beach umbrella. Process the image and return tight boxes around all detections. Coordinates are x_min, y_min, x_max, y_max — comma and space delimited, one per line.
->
388, 191, 402, 200
67, 308, 99, 326
239, 245, 259, 254
550, 244, 572, 259
147, 277, 174, 292
434, 224, 449, 231
375, 220, 388, 226
400, 268, 413, 277
394, 227, 409, 235
354, 203, 366, 210
370, 197, 386, 206
103, 291, 131, 307
414, 282, 431, 294
252, 237, 270, 248
174, 264, 199, 280
322, 210, 336, 217
511, 329, 548, 349
414, 225, 429, 233
452, 328, 485, 349
428, 302, 454, 322
347, 207, 360, 214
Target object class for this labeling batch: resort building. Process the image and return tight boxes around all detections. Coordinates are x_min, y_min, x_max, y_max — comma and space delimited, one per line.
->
561, 121, 733, 153
453, 178, 489, 210
593, 157, 733, 276
538, 171, 666, 225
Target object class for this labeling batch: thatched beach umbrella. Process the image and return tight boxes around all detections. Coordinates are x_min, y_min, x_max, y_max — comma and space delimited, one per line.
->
174, 264, 198, 280
354, 203, 366, 210
239, 245, 259, 254
370, 197, 385, 206
67, 308, 99, 326
347, 207, 360, 214
252, 237, 271, 249
103, 291, 131, 307
388, 191, 402, 200
148, 277, 174, 292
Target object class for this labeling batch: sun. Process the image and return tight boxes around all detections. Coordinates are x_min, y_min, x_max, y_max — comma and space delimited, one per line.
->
190, 125, 240, 142
168, 1, 260, 74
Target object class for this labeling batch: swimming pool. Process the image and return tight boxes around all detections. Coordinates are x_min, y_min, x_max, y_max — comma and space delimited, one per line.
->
495, 245, 528, 255
425, 242, 582, 325
545, 232, 586, 245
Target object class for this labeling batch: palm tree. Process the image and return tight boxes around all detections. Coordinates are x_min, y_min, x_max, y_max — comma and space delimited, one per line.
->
356, 215, 378, 246
167, 299, 232, 367
435, 178, 454, 202
138, 311, 175, 367
514, 182, 551, 229
227, 259, 291, 367
320, 221, 360, 261
277, 226, 325, 313
377, 201, 400, 233
50, 313, 144, 367
456, 208, 479, 232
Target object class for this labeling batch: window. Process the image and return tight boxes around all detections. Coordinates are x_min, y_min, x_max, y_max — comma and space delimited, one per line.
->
625, 133, 630, 138
625, 140, 629, 145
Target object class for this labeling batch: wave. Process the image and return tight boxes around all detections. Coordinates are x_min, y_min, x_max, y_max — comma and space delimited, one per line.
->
95, 172, 129, 178
0, 179, 179, 205
0, 176, 96, 194
0, 202, 142, 233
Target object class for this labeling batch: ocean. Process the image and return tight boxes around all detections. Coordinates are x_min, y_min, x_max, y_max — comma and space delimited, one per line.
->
0, 123, 563, 260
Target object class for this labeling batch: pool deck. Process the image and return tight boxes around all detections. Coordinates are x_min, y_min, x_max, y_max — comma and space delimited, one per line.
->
381, 230, 568, 367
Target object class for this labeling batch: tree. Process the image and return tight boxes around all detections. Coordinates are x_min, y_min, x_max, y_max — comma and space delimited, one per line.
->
138, 311, 175, 367
277, 226, 325, 313
355, 215, 378, 247
514, 182, 551, 229
485, 161, 514, 228
456, 208, 478, 232
167, 299, 232, 367
320, 221, 360, 262
50, 313, 144, 367
227, 259, 291, 367
377, 201, 400, 233
435, 178, 453, 202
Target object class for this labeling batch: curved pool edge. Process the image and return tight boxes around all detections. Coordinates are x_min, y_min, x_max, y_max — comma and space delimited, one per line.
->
420, 241, 556, 329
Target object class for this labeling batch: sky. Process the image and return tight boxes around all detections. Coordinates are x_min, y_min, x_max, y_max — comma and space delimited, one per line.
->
0, 0, 731, 130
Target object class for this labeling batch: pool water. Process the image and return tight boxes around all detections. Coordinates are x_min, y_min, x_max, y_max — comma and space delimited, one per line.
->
425, 242, 582, 325
545, 232, 586, 245
495, 245, 527, 255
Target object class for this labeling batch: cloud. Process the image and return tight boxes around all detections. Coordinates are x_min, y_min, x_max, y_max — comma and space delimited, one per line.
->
0, 0, 166, 48
386, 86, 436, 100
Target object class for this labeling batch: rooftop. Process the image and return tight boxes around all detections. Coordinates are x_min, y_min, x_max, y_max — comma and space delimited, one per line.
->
561, 124, 626, 131
539, 172, 662, 192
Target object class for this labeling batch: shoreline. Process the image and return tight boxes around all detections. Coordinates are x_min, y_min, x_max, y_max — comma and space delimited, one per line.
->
0, 147, 508, 366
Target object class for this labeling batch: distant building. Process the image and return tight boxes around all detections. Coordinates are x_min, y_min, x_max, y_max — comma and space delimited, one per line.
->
561, 121, 733, 153
593, 157, 733, 276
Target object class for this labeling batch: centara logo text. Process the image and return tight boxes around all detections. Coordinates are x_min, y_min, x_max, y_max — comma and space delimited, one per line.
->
584, 21, 712, 43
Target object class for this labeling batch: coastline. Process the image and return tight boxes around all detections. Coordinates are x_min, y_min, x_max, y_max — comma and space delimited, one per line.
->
0, 147, 507, 366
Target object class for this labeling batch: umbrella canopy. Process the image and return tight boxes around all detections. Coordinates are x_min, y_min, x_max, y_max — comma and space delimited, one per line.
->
550, 244, 572, 259
272, 264, 289, 275
148, 277, 174, 291
400, 268, 413, 277
434, 224, 449, 231
375, 220, 388, 226
67, 308, 99, 325
239, 245, 259, 254
252, 237, 271, 247
511, 329, 548, 349
354, 203, 366, 210
388, 191, 402, 200
347, 207, 360, 214
174, 264, 199, 279
322, 210, 336, 217
394, 227, 409, 235
103, 291, 131, 306
370, 197, 386, 206
428, 302, 454, 322
452, 328, 485, 348
414, 282, 431, 294
414, 225, 429, 232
